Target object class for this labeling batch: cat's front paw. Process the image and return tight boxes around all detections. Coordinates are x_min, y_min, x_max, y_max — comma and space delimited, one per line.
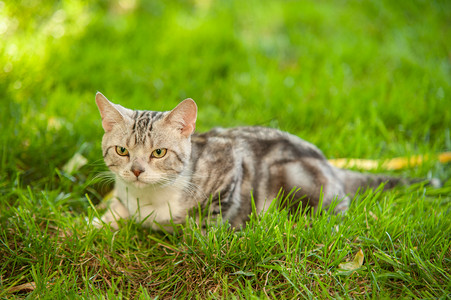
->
85, 216, 104, 229
85, 216, 121, 230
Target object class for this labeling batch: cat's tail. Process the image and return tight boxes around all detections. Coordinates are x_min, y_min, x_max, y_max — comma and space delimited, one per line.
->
334, 168, 441, 196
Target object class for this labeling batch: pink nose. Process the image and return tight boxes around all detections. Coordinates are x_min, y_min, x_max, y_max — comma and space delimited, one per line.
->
131, 168, 144, 177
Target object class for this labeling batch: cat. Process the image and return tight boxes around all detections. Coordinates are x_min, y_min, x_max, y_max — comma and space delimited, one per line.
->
93, 92, 431, 231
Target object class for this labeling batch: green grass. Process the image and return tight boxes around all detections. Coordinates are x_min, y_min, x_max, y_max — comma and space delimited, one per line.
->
1, 0, 450, 298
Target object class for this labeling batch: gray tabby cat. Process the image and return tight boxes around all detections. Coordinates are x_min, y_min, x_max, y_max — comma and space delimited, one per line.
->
94, 92, 419, 231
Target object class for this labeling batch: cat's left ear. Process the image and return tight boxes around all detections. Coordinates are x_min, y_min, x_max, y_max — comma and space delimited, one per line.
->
165, 99, 197, 137
95, 92, 127, 132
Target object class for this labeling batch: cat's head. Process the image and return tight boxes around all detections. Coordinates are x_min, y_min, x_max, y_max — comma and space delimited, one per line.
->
95, 92, 197, 188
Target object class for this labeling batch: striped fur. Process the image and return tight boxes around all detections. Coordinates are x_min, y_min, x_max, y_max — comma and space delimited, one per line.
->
94, 93, 421, 231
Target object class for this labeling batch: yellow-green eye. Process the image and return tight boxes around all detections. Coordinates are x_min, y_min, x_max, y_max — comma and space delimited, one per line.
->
116, 146, 129, 156
151, 148, 167, 158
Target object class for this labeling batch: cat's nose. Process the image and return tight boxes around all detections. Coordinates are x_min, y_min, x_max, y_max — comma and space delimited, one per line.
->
131, 167, 144, 177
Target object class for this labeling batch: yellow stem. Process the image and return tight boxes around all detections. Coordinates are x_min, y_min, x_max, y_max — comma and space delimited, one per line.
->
328, 152, 451, 171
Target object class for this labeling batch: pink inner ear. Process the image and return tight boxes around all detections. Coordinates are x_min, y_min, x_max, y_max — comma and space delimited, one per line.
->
95, 92, 124, 132
181, 122, 195, 136
102, 117, 117, 132
166, 99, 198, 137
180, 104, 197, 136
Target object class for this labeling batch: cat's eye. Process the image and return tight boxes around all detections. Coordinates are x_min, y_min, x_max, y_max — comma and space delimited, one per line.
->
116, 146, 129, 156
151, 148, 167, 158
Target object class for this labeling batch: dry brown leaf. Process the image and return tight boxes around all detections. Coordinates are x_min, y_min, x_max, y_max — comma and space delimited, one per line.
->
339, 248, 364, 271
369, 211, 378, 220
7, 282, 36, 293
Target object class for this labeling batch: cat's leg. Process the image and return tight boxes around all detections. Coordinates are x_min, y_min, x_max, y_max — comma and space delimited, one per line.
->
320, 172, 351, 213
330, 194, 351, 213
273, 160, 351, 213
93, 197, 130, 230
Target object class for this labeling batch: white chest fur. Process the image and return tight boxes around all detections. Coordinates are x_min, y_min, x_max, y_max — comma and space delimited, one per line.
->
115, 179, 187, 230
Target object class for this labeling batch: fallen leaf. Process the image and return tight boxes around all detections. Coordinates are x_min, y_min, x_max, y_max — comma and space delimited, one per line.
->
369, 211, 378, 220
47, 117, 64, 130
231, 270, 255, 276
339, 248, 364, 271
63, 152, 88, 174
7, 282, 36, 293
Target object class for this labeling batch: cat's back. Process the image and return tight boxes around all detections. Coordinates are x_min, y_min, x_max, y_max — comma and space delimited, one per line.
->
188, 126, 329, 222
191, 126, 326, 161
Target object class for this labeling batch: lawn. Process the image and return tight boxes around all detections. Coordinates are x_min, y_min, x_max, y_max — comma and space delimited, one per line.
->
0, 0, 450, 298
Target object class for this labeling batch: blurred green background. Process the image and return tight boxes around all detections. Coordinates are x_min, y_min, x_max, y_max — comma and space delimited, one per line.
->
1, 2, 450, 297
1, 0, 450, 200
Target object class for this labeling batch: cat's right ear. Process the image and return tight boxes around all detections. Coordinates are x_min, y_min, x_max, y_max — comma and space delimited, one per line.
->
165, 99, 197, 137
95, 92, 124, 132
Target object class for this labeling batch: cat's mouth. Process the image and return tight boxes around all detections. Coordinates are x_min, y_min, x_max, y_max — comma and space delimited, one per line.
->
120, 173, 176, 188
130, 177, 173, 188
133, 180, 149, 188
